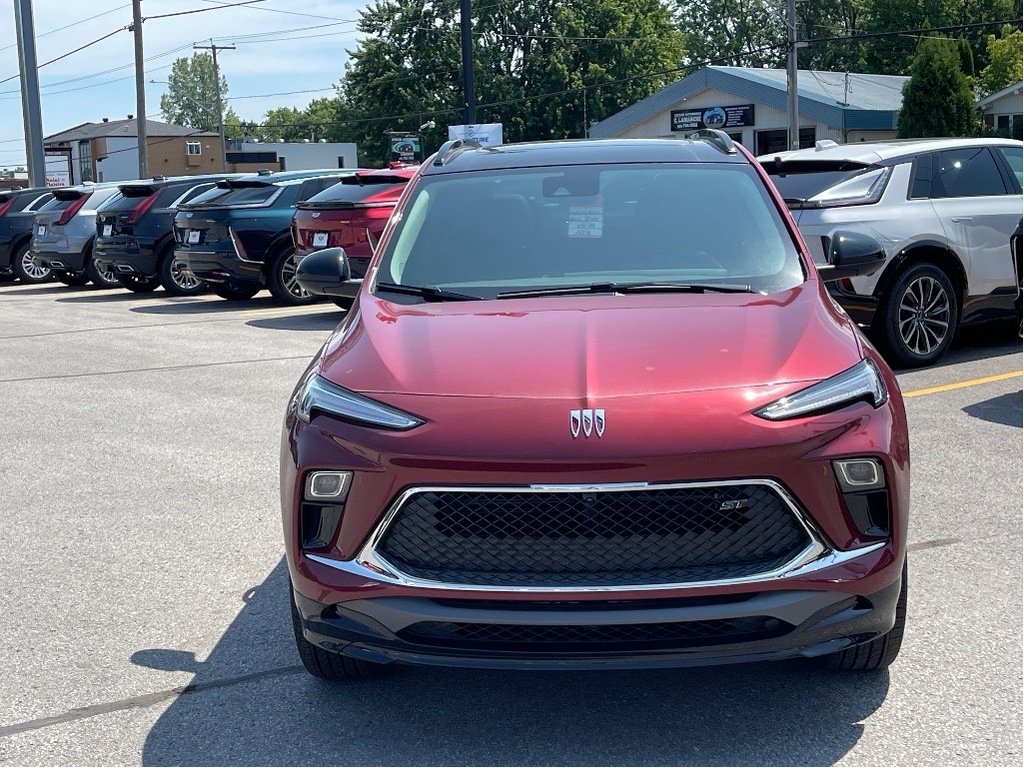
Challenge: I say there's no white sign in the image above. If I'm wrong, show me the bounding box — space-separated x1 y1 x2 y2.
448 123 503 146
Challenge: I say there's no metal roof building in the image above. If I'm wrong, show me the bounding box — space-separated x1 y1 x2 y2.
589 66 909 154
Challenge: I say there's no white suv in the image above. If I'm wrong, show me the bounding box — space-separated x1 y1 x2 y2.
760 138 1023 366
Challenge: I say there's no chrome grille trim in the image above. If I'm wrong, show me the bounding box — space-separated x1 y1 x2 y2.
304 479 885 593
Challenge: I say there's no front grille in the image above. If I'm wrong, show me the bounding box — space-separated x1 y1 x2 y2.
398 616 790 652
376 484 812 587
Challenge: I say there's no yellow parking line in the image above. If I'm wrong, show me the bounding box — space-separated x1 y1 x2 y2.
903 370 1022 399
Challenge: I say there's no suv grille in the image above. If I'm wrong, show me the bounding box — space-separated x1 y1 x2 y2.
399 616 790 652
375 485 811 587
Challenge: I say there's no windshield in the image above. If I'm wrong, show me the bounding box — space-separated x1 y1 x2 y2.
375 163 804 298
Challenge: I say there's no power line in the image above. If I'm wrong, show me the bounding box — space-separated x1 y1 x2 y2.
193 0 352 22
0 26 128 86
0 3 130 53
144 1 269 21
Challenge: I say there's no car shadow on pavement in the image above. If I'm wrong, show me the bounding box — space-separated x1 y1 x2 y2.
962 389 1023 428
129 297 269 315
135 559 890 766
56 291 167 304
245 311 344 332
0 283 96 296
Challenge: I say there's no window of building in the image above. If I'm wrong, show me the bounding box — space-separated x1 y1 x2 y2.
186 142 202 156
78 140 93 182
755 128 815 156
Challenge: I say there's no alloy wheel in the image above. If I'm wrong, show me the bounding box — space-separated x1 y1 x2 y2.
169 260 201 291
897 275 951 356
21 251 50 280
281 252 311 299
98 264 120 285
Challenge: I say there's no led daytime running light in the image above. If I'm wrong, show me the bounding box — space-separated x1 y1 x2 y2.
755 359 888 421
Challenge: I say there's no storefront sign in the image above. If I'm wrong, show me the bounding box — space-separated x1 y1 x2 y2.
671 104 755 132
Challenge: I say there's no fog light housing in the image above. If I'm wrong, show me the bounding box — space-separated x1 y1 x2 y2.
833 458 884 492
305 471 352 501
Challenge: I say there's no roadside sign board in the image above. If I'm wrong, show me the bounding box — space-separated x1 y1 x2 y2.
671 104 755 132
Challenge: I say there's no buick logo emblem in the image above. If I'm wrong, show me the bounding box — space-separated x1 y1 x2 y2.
311 212 321 218
570 409 605 438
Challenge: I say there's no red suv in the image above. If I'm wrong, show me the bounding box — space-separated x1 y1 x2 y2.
282 133 910 681
291 168 415 304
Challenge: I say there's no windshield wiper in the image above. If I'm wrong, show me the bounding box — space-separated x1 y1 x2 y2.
375 281 482 302
496 281 753 299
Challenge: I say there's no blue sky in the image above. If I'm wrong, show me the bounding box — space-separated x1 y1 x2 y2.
0 0 368 170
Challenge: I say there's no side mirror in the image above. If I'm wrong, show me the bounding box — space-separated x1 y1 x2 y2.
295 247 352 297
817 231 886 282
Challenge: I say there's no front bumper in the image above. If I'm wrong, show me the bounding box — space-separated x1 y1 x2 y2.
177 248 262 286
293 574 902 670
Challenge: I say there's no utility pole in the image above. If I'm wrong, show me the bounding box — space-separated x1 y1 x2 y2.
13 0 45 187
193 41 234 172
459 0 476 125
131 0 148 178
786 0 799 150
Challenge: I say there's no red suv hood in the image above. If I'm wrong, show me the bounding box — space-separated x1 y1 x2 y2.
319 280 860 400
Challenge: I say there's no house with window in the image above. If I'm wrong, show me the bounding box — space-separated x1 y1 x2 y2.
588 66 908 154
978 81 1023 140
43 118 221 184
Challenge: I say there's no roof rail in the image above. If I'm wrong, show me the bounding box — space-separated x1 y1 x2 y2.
433 137 484 166
687 129 737 155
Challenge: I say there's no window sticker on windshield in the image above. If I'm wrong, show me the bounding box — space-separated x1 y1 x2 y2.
568 206 603 238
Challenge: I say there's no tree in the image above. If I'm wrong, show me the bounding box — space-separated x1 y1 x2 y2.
897 37 980 137
673 0 782 68
335 0 685 165
159 53 240 133
979 25 1023 95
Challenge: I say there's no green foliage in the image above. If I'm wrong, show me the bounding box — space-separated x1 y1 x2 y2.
897 37 980 137
979 25 1023 94
673 0 782 68
333 0 685 166
159 54 239 133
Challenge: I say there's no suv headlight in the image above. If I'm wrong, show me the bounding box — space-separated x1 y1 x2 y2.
754 359 888 421
294 372 424 430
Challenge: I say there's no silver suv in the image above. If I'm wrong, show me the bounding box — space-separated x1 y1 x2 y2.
761 138 1023 366
31 183 123 288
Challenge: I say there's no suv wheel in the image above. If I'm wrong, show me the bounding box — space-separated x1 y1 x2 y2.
290 586 382 681
85 256 121 289
158 249 206 296
12 243 52 283
878 263 956 368
209 282 260 301
54 270 90 287
118 273 161 293
824 560 907 671
267 248 318 306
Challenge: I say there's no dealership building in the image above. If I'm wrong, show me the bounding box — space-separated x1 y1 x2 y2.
589 66 909 154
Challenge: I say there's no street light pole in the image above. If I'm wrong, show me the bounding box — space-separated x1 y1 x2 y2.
13 0 45 187
193 41 234 172
786 0 800 150
131 0 148 178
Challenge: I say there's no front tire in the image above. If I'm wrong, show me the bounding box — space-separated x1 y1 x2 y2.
209 282 260 301
824 560 907 671
12 243 52 283
290 588 381 681
85 255 121 288
158 249 206 296
267 247 319 306
878 263 957 368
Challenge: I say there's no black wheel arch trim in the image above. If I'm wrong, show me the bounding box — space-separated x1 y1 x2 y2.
873 239 966 316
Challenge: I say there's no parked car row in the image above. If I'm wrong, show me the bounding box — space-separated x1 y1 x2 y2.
1 137 1021 368
0 166 418 307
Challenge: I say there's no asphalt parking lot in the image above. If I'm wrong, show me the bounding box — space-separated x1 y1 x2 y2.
0 281 1020 766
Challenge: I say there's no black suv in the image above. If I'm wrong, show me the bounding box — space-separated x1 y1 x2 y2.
94 175 235 295
0 187 55 283
174 170 356 303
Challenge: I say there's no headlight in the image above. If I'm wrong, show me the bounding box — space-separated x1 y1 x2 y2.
295 372 424 430
754 359 888 421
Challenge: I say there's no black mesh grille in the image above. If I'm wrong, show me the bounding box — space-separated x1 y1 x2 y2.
399 616 790 652
376 485 811 587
